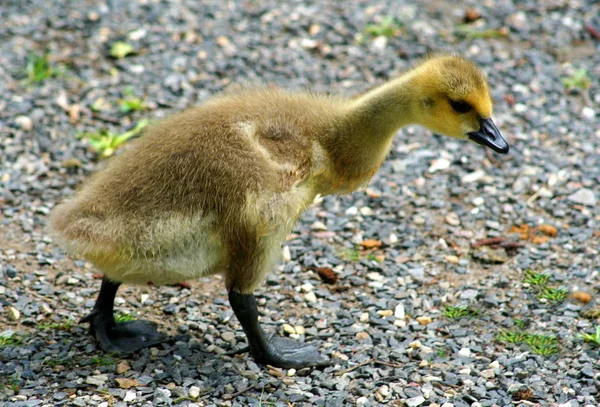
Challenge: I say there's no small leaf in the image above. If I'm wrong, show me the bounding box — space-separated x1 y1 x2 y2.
360 239 382 249
115 377 139 389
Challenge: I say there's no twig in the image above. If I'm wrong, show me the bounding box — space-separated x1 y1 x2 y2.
334 358 405 376
91 112 122 124
223 346 250 356
373 360 404 369
222 385 256 400
334 358 375 376
471 237 504 248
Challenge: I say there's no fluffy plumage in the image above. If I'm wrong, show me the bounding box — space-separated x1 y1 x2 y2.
51 55 500 293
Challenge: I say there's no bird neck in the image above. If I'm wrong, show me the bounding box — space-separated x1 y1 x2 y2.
317 71 421 194
348 72 419 139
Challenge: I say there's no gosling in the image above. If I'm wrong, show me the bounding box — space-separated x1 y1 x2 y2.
50 55 509 369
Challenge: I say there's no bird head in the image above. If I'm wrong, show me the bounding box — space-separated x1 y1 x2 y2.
410 55 509 154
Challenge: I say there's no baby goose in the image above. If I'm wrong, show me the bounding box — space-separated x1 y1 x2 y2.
50 55 508 369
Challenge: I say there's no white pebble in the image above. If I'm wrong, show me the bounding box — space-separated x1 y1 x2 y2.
472 197 485 206
582 106 595 121
7 307 20 321
345 206 358 216
394 303 405 319
15 115 33 131
359 206 373 216
282 324 296 335
489 360 500 369
445 212 460 226
461 169 485 184
356 396 369 405
371 35 387 51
458 348 472 357
378 384 390 397
408 340 422 349
359 312 369 322
300 283 314 292
281 246 291 262
311 221 327 231
480 369 495 379
428 158 451 173
123 391 136 402
367 272 384 281
406 396 425 407
305 292 317 303
386 233 398 244
188 386 201 398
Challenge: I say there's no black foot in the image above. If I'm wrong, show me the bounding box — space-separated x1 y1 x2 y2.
228 290 329 369
81 277 167 354
255 336 329 369
81 311 167 354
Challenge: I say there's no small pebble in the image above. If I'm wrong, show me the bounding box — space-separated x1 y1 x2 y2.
8 307 20 321
189 386 201 398
282 324 296 335
305 292 317 303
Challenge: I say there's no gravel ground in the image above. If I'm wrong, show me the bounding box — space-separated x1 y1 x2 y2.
1 1 600 406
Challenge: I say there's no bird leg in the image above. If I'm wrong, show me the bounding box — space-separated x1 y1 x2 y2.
228 290 329 369
80 277 167 354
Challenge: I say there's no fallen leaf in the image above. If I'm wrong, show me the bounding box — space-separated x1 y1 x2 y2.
317 268 338 284
360 239 382 249
115 378 139 389
116 361 130 374
464 8 481 23
531 235 551 244
69 104 81 124
538 224 558 237
571 291 592 304
512 387 534 401
509 224 531 240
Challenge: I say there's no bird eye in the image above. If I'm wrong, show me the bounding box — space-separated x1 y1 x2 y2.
450 100 472 113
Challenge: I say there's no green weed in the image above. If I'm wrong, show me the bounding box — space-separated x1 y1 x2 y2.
78 119 148 158
443 306 479 319
340 248 381 263
514 318 527 329
115 312 136 323
497 330 559 356
522 270 550 287
44 357 71 367
39 319 74 331
119 88 147 113
0 330 24 347
538 287 569 303
91 355 115 366
365 16 403 38
578 326 600 346
455 24 508 39
25 52 59 83
562 68 592 89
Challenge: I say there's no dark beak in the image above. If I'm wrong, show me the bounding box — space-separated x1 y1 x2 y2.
468 118 509 154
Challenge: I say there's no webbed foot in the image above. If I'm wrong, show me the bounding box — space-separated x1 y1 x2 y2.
81 311 167 354
81 277 167 354
254 335 329 369
228 290 329 369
